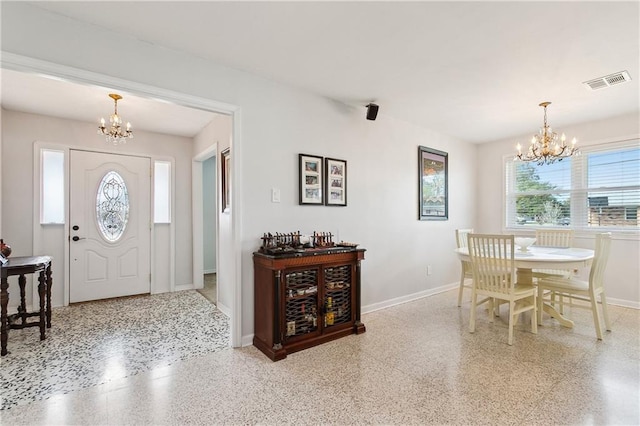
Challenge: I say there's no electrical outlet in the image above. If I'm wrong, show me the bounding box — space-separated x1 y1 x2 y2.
427 265 432 276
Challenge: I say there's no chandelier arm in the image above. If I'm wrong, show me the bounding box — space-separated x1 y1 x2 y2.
97 93 133 145
513 101 578 166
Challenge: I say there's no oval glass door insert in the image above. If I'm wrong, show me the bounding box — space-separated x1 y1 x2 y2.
96 171 129 242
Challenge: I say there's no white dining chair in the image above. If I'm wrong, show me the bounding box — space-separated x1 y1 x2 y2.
468 233 537 345
455 228 474 307
537 233 612 340
533 229 575 280
534 229 575 313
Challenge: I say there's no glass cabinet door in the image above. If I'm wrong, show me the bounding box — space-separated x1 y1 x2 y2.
323 265 352 327
284 269 319 339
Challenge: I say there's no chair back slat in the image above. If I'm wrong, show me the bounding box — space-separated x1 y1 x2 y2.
535 229 574 247
590 233 612 290
456 228 474 275
468 234 516 295
456 228 473 249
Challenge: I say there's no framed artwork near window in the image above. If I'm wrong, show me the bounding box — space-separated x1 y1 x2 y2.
419 146 448 220
299 154 324 205
221 148 231 212
325 157 347 206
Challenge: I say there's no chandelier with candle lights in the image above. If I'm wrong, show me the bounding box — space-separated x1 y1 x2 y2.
98 93 133 145
515 102 578 166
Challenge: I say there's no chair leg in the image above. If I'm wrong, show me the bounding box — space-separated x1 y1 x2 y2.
469 290 477 333
457 271 465 307
590 289 603 340
531 296 538 335
600 292 612 332
488 298 495 323
508 300 515 345
537 286 544 325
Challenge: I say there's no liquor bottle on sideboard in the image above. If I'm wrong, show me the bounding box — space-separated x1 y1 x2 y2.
325 297 335 326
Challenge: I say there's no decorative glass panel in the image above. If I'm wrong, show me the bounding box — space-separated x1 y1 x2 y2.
96 171 129 242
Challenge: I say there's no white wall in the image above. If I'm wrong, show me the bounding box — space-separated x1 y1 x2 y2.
0 3 488 342
202 157 217 273
0 109 194 309
193 114 233 315
476 112 640 306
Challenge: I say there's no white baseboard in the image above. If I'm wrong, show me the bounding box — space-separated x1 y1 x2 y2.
204 269 217 274
217 301 231 317
607 297 640 310
362 282 458 315
174 284 195 292
241 334 254 347
359 282 639 312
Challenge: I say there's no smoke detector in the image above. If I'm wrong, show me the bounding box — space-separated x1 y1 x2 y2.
583 71 631 90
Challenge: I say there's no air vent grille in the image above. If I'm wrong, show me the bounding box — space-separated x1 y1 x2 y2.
583 71 631 90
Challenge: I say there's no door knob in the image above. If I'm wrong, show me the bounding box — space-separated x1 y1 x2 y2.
72 225 79 231
72 236 86 242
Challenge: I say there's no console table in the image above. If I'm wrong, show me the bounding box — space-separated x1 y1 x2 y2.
1 256 53 356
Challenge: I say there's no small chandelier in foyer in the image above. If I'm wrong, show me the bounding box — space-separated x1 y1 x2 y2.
98 93 133 145
515 102 578 166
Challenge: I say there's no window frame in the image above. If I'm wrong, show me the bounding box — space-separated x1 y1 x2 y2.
504 138 640 236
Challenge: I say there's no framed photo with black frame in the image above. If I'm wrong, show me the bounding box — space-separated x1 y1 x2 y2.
325 157 347 206
299 154 324 205
418 146 448 220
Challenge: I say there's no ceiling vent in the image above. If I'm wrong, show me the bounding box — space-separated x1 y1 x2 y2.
583 71 631 90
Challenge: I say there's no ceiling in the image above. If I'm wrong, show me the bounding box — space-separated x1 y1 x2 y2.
2 1 638 142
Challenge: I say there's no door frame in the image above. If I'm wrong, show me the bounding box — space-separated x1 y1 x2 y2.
192 143 218 293
7 52 244 348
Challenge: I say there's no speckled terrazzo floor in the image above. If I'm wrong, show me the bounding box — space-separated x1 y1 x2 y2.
197 273 217 305
0 290 229 411
0 288 638 425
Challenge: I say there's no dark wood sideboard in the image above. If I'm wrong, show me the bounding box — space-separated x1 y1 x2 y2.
253 248 365 361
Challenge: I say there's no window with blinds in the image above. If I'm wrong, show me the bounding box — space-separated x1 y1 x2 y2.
505 140 639 230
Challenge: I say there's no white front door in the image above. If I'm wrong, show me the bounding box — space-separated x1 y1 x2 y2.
69 150 151 303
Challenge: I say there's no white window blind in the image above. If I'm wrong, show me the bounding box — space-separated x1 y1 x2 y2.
41 149 65 224
154 161 171 223
505 141 640 230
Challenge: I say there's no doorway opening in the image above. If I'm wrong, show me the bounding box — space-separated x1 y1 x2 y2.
198 154 218 306
8 53 243 347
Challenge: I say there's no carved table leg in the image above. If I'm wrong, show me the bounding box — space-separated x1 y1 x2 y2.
46 263 52 328
38 270 46 340
18 274 27 325
1 276 9 356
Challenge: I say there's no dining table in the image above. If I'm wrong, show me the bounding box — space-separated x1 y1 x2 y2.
454 245 594 328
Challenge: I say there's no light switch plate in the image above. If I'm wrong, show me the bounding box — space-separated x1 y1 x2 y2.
271 188 281 203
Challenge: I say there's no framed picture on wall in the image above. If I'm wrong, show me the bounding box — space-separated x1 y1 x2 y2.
324 157 347 206
299 154 324 205
418 146 448 220
221 148 231 212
